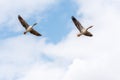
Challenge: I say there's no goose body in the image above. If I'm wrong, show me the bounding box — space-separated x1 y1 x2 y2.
18 15 42 36
71 16 93 37
24 26 32 34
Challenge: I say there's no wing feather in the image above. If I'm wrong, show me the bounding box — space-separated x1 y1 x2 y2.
71 16 84 32
18 15 29 29
30 29 42 36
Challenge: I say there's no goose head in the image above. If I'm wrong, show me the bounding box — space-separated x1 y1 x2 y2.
32 23 37 27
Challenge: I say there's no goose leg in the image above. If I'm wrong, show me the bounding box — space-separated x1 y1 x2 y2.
24 31 27 34
77 33 82 37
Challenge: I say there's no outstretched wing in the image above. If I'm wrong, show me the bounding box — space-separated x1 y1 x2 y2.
84 31 93 37
30 29 42 36
18 15 29 29
71 16 84 32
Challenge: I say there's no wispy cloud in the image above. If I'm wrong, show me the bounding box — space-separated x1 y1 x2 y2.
18 63 66 80
61 0 120 80
0 0 59 79
0 0 57 32
1 0 120 80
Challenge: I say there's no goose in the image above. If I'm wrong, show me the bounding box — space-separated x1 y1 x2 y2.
18 15 42 36
71 16 93 37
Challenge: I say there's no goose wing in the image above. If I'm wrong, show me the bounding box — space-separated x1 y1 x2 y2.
18 15 29 29
71 16 84 32
30 29 42 36
84 31 93 37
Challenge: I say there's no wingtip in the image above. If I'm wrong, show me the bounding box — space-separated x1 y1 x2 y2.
39 34 42 36
71 16 76 21
71 16 74 19
36 33 42 36
18 15 21 19
38 34 42 36
18 15 20 17
18 15 22 19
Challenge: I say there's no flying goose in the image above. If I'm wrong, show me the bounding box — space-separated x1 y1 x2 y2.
18 15 42 36
71 16 93 37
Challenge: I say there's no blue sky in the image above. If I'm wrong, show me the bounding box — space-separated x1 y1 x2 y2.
0 0 78 43
39 0 78 43
1 0 120 80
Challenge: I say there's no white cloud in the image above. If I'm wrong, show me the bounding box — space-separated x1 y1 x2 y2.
0 35 68 80
0 35 47 80
62 58 120 80
27 0 120 80
1 0 120 80
0 0 61 79
18 63 65 80
0 0 57 32
40 0 120 62
60 0 120 80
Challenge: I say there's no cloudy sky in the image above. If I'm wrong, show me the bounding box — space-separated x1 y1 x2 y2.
0 0 120 80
